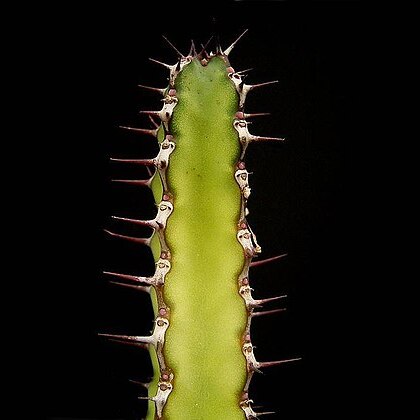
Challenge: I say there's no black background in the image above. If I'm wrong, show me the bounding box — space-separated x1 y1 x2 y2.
44 2 364 419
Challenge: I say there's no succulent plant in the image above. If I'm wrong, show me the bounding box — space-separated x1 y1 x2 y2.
102 31 300 419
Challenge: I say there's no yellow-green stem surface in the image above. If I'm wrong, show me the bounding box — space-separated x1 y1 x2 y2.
148 56 247 419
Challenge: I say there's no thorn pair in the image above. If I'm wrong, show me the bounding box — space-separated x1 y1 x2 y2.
111 136 176 192
239 284 287 311
104 258 171 289
243 341 302 374
104 270 153 287
139 96 178 130
111 200 172 233
149 56 188 86
234 120 284 143
233 119 285 160
228 69 279 108
99 316 169 349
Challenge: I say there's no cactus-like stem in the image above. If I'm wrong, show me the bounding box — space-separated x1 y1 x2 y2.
104 32 299 419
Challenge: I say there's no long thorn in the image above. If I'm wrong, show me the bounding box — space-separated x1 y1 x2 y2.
162 35 185 58
237 67 254 75
258 358 302 369
98 333 150 347
245 112 271 118
139 110 160 117
250 253 288 267
109 280 150 293
103 270 142 283
255 411 276 416
111 179 152 187
149 57 172 69
111 215 153 227
250 80 279 90
256 295 288 305
110 158 155 166
237 112 271 120
107 338 148 349
252 308 286 317
252 135 285 143
129 379 150 389
103 230 151 246
137 84 165 95
224 29 249 56
119 126 157 137
106 271 153 287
